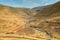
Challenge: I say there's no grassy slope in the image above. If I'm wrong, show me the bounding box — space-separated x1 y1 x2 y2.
29 1 60 39
34 2 60 19
0 4 53 40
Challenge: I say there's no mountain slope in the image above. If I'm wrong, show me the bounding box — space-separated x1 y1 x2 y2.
32 4 52 13
0 4 36 18
29 1 60 39
34 1 60 18
0 4 55 40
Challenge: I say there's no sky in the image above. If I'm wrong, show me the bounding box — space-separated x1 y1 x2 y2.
0 0 60 8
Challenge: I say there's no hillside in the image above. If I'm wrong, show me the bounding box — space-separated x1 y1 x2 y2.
28 1 60 39
32 5 52 13
34 1 60 18
0 1 60 40
0 4 55 40
0 4 36 18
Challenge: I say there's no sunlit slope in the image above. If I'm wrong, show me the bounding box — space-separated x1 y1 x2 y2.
0 4 56 40
34 1 60 18
28 1 60 39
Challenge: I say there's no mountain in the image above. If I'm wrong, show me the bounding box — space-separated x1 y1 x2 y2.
32 5 52 13
34 1 60 18
29 1 60 39
0 4 36 17
0 4 53 40
0 1 60 40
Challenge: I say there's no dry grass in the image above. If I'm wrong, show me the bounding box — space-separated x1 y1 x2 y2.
0 2 60 40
